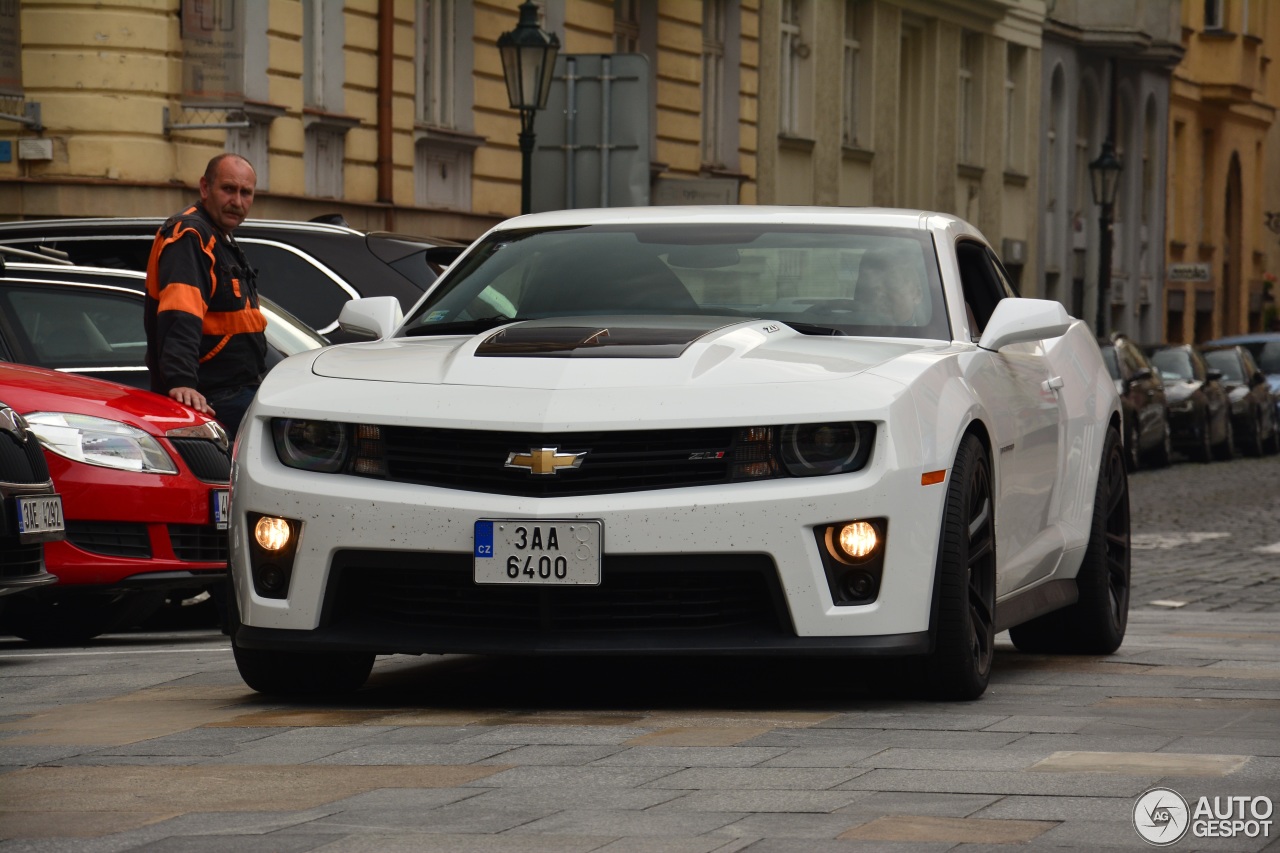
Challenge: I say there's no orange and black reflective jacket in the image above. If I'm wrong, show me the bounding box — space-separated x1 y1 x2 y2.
144 204 267 396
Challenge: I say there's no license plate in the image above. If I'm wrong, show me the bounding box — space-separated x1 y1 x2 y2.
212 489 230 530
16 494 65 543
474 519 602 586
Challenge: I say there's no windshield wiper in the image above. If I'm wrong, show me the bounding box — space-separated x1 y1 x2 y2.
402 316 531 337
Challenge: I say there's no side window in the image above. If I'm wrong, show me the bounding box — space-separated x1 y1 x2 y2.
0 237 152 270
3 286 146 367
955 240 1005 333
239 243 351 332
984 247 1020 297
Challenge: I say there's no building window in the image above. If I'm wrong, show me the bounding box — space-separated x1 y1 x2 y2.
780 0 811 137
615 0 640 53
302 0 344 112
958 31 982 164
305 127 344 199
842 0 870 148
227 119 271 190
1204 0 1224 30
702 0 726 166
420 0 455 128
1004 44 1027 172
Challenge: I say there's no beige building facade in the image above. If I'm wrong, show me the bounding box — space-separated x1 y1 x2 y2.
755 0 1046 291
1166 0 1280 342
0 1 759 243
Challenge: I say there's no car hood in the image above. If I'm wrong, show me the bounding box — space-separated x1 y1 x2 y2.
0 362 215 436
309 317 941 389
1162 380 1204 405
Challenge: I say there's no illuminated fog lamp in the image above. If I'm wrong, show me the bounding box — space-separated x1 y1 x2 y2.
254 516 292 552
836 521 879 561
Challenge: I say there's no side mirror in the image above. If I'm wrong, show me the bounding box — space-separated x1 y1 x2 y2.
1129 366 1153 384
1253 370 1268 387
338 296 404 341
976 298 1073 352
1206 367 1224 383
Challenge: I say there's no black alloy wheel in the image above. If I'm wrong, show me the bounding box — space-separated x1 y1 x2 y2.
1213 417 1235 461
1009 424 1130 654
922 432 996 700
1125 420 1140 472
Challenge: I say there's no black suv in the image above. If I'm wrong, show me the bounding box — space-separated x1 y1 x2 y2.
1143 343 1233 462
0 217 464 343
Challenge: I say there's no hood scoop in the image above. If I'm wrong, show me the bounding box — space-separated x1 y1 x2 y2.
475 317 739 358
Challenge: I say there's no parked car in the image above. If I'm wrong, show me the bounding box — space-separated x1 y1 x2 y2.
1143 343 1233 462
0 399 61 597
1098 334 1171 470
0 261 327 390
0 217 464 342
1201 344 1280 456
0 363 231 644
1205 332 1280 422
228 206 1128 701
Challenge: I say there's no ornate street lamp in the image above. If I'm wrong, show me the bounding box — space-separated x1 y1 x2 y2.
1089 139 1123 337
497 1 560 215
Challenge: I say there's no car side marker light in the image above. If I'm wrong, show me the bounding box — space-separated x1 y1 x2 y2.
921 469 947 486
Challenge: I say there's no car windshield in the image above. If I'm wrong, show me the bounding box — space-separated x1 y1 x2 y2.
1238 341 1280 374
1150 349 1196 381
1203 349 1244 383
399 224 951 340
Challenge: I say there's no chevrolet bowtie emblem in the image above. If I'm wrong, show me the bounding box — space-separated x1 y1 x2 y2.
505 446 587 475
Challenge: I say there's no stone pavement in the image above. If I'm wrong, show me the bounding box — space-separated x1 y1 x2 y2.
0 454 1276 852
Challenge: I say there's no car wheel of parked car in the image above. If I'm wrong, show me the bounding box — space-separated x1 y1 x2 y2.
1266 417 1280 455
232 640 375 695
1192 415 1213 463
1141 421 1172 469
921 432 995 701
1213 418 1235 461
2 591 165 645
1010 425 1129 655
1124 420 1140 472
1241 413 1265 457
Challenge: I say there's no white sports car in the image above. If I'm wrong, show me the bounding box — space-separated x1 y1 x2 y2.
229 207 1129 700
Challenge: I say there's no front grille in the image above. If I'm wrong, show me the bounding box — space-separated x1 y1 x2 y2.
169 524 228 562
66 521 151 558
0 541 43 579
169 439 231 483
0 430 48 483
327 551 788 635
381 426 737 497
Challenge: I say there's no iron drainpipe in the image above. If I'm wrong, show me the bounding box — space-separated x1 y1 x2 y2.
376 0 394 225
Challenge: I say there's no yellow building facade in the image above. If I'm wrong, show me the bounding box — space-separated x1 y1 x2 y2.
1166 0 1280 341
0 1 758 243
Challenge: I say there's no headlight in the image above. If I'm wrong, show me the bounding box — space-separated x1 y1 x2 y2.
166 420 229 452
272 419 350 472
780 423 872 476
24 412 178 474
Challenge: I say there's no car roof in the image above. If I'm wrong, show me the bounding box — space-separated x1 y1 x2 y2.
488 206 965 233
1206 333 1280 344
0 216 462 246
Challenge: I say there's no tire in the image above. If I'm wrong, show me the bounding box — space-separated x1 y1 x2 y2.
1140 420 1172 469
233 640 375 696
1267 413 1280 455
1192 415 1213 463
1 591 165 645
1242 412 1265 458
1213 416 1235 461
1009 425 1130 655
921 432 996 701
1125 420 1140 472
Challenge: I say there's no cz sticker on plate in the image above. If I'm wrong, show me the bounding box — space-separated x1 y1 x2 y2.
474 519 602 586
212 489 230 530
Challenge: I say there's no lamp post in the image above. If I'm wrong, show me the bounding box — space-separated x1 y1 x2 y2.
497 1 560 215
1089 139 1123 337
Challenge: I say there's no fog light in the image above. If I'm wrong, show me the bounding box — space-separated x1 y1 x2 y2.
836 521 878 561
256 564 287 593
254 516 292 551
842 571 875 600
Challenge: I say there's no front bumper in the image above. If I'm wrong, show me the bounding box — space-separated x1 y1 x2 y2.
231 420 950 657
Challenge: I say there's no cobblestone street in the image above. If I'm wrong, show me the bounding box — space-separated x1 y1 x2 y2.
1130 451 1280 613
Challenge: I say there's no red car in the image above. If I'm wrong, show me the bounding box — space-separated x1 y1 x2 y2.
0 362 230 644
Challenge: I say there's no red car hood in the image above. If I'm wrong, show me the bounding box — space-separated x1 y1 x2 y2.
0 362 214 435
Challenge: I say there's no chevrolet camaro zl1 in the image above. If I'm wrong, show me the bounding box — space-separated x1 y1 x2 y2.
228 207 1129 700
